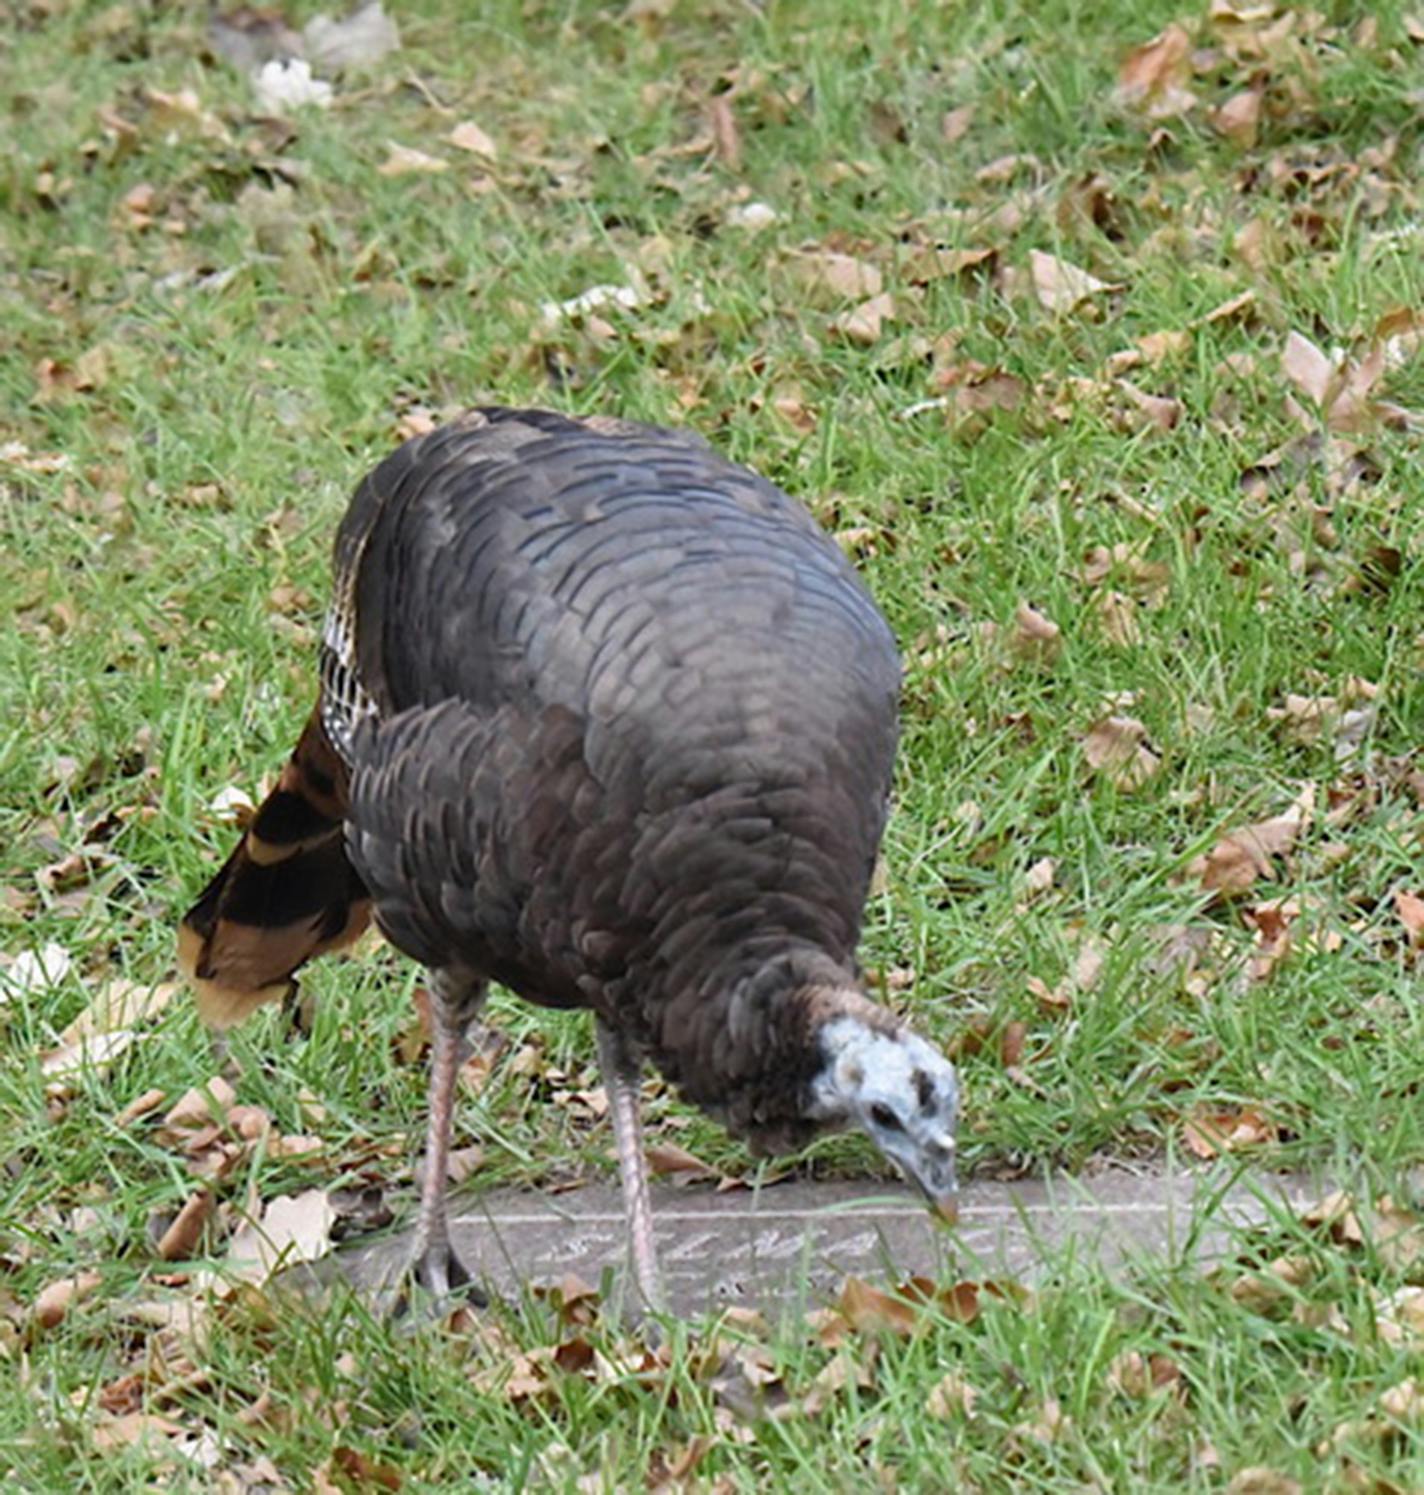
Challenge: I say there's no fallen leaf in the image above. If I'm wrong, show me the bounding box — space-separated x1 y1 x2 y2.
1023 857 1056 895
378 142 448 177
707 94 741 170
91 1412 187 1454
1082 715 1162 790
828 292 895 345
645 1142 718 1185
156 1077 238 1146
0 942 72 1000
1183 1104 1276 1158
32 1269 104 1330
786 249 883 301
1395 891 1424 947
1190 787 1314 897
1211 89 1262 146
59 978 178 1046
448 120 497 158
156 1191 215 1261
1029 250 1119 314
941 104 975 143
1012 1397 1071 1448
226 1189 336 1284
1244 900 1295 983
1108 1349 1183 1399
925 1370 978 1418
1281 330 1336 407
1010 602 1061 665
834 1276 919 1337
1225 1470 1302 1495
304 2 400 70
1116 24 1198 118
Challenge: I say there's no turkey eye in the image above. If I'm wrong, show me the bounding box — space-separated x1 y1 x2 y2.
870 1103 902 1132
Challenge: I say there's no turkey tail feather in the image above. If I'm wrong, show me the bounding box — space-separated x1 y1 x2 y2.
178 709 371 1030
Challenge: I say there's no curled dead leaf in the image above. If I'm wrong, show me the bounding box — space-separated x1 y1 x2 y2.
1029 249 1120 315
1188 786 1313 897
32 1269 104 1330
1010 602 1061 665
925 1370 978 1419
1116 25 1198 117
828 292 895 345
786 248 883 302
1082 715 1162 790
157 1191 215 1261
1211 89 1262 146
377 142 449 177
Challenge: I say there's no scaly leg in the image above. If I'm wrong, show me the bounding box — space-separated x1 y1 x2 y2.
405 968 488 1305
594 1016 664 1312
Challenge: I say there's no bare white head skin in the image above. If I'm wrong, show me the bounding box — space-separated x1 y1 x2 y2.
807 1012 959 1218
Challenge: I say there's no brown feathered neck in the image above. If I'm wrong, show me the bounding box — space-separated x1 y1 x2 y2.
646 944 906 1156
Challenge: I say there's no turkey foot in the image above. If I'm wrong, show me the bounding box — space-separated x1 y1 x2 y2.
381 969 490 1320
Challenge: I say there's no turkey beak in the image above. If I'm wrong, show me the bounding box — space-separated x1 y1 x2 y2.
910 1132 959 1225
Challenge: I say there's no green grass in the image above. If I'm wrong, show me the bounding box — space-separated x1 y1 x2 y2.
4 0 1424 1486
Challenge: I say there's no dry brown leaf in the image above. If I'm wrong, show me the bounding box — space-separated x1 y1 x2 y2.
1023 857 1057 895
1116 24 1198 117
60 978 177 1046
377 142 448 177
941 105 975 143
330 1446 403 1492
1211 89 1262 146
1395 890 1424 946
1029 249 1119 314
1012 1397 1071 1447
1082 715 1162 790
448 120 497 157
834 1276 920 1337
1010 602 1061 665
1096 590 1141 646
1190 786 1314 897
91 1412 188 1454
115 1087 167 1126
1116 380 1182 431
226 1188 335 1284
828 293 895 345
1108 1349 1183 1399
1183 1104 1276 1158
925 1370 978 1418
32 1269 104 1329
1244 900 1295 983
156 1077 238 1146
645 1141 718 1184
903 245 995 283
157 1190 215 1261
786 249 883 302
1225 1470 1303 1495
707 94 741 170
1281 330 1336 408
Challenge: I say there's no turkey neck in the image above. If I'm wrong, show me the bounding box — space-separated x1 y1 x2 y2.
629 934 891 1157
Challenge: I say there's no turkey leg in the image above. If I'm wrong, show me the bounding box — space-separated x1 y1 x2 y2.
594 1016 664 1312
406 968 488 1303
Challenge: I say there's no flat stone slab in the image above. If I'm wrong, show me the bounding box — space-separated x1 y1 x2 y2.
338 1167 1327 1318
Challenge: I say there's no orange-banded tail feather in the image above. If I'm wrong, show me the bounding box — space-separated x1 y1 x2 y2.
178 708 372 1030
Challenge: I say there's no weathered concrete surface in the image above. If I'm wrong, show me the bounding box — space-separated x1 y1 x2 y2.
337 1166 1327 1318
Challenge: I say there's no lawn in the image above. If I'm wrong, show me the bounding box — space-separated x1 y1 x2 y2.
3 0 1424 1487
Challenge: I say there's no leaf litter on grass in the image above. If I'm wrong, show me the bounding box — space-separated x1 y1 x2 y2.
6 0 1424 1486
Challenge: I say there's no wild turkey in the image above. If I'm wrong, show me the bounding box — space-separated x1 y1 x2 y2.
179 407 959 1309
